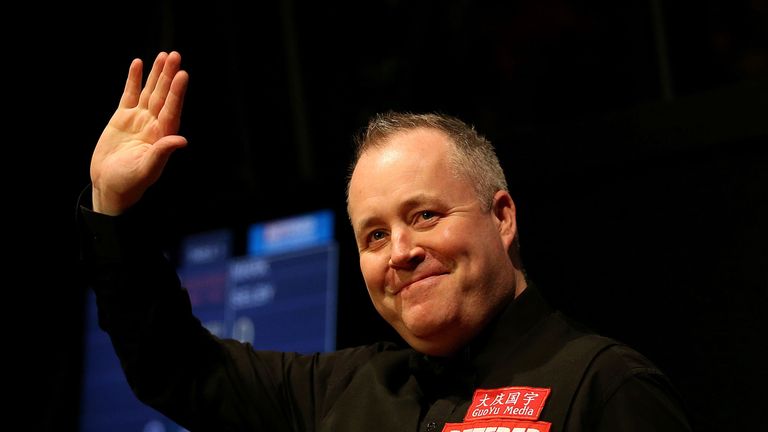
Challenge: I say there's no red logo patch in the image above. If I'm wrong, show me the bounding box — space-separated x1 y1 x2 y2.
442 419 552 432
465 386 551 421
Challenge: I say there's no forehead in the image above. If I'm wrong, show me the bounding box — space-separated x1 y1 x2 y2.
350 127 453 188
347 128 465 222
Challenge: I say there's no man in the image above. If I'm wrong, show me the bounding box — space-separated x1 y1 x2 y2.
80 51 691 431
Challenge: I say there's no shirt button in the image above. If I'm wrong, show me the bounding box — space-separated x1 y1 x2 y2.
426 421 437 432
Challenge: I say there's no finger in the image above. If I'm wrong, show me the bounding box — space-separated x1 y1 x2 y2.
148 51 182 116
138 52 168 109
118 58 143 108
158 69 189 135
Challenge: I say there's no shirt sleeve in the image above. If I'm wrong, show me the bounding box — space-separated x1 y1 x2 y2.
76 191 309 431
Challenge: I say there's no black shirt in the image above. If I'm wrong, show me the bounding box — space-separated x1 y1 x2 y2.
79 204 692 431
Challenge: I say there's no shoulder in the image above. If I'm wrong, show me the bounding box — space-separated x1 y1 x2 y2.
585 342 671 399
547 312 680 404
572 341 692 430
549 314 673 401
549 311 662 377
534 310 691 429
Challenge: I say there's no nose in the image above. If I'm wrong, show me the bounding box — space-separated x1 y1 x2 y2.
388 229 425 269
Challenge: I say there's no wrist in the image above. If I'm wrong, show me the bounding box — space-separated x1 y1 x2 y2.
92 187 127 216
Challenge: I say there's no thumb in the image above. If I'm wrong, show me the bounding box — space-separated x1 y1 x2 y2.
144 135 188 181
152 135 188 158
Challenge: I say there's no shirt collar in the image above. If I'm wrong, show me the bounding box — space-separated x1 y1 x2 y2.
468 283 553 372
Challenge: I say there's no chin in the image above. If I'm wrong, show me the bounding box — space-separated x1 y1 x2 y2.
401 312 451 338
406 333 466 357
399 319 466 355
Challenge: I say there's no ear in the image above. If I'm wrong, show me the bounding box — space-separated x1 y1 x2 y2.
491 190 517 252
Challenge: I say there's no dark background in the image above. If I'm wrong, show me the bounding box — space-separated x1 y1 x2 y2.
12 0 766 430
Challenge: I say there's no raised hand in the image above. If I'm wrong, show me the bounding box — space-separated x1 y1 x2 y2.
90 51 189 215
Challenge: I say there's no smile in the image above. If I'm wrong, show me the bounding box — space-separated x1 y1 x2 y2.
390 273 447 295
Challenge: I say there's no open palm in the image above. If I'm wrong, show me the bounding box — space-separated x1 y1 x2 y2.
91 51 189 215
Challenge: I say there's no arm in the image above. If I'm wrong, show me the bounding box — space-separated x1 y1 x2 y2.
78 205 304 430
80 53 300 430
90 51 188 215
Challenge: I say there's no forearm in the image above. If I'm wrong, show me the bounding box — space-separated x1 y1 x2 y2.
78 197 216 426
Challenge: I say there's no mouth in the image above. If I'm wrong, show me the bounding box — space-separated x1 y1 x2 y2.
389 272 448 295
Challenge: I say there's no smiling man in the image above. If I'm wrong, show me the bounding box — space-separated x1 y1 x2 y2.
348 123 524 357
79 52 692 431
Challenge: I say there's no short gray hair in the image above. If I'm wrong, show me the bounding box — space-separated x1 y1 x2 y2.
346 111 507 210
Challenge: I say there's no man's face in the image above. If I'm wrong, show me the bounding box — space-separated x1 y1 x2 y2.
347 128 518 355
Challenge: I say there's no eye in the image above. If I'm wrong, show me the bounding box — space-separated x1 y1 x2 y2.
413 210 439 228
368 230 387 243
419 210 435 220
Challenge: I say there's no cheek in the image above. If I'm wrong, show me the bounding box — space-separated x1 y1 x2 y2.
437 225 468 256
436 220 501 272
359 255 388 292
